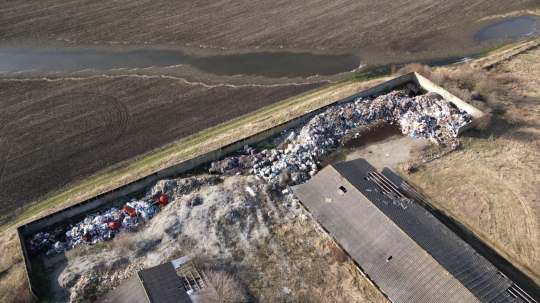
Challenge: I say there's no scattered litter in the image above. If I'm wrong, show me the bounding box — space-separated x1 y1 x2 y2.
246 187 256 197
27 196 166 256
208 90 471 187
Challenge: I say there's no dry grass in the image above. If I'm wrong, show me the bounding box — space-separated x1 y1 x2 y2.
203 270 247 303
504 106 522 126
238 218 387 303
401 46 540 286
109 232 135 255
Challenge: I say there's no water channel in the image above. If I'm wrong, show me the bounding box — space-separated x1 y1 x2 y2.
0 49 360 77
0 16 538 78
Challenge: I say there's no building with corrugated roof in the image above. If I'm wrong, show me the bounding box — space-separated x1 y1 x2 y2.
94 254 210 303
294 158 536 303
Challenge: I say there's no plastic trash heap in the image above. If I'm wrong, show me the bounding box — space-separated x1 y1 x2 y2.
210 90 471 184
27 195 169 256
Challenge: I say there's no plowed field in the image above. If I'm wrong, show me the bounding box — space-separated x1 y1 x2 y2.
0 76 323 222
1 0 538 63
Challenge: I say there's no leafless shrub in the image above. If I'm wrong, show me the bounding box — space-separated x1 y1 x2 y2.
450 66 501 102
444 84 473 103
428 72 448 86
331 247 346 263
495 73 516 84
475 78 498 101
202 270 247 303
396 64 431 78
505 107 521 126
487 99 505 114
471 100 487 112
475 114 492 131
451 65 484 90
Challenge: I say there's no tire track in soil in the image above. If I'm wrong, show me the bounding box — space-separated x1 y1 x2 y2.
472 161 537 263
0 92 129 193
501 181 538 261
0 105 35 184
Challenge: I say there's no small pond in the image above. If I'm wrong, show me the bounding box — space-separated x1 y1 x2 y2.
343 121 402 149
474 15 540 42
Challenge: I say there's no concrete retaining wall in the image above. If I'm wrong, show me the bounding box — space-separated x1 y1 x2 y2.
17 71 481 298
17 72 420 237
412 72 486 134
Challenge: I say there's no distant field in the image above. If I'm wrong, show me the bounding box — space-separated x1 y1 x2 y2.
1 0 538 63
0 76 323 223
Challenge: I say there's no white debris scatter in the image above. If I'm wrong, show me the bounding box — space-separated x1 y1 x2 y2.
68 262 143 303
27 176 223 256
210 90 471 184
48 175 303 302
26 89 471 302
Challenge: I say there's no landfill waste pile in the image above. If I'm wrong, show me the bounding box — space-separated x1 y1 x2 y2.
27 176 223 257
49 174 380 303
209 90 472 184
59 175 296 302
68 262 143 303
27 197 167 256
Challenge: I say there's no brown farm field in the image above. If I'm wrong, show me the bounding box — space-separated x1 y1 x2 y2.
1 0 539 64
0 76 323 224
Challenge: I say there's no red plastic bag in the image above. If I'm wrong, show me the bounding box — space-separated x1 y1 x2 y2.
83 235 92 242
108 221 120 230
123 206 137 217
159 195 169 204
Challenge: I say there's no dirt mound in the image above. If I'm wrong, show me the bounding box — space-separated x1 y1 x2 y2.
54 175 385 302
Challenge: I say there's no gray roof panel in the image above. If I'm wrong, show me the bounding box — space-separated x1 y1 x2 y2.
295 165 479 303
331 159 524 303
138 262 193 303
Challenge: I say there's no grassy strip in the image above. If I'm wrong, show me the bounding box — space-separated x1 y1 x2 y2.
2 79 373 231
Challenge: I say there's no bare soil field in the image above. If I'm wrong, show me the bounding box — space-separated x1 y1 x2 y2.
1 0 538 64
0 76 323 224
401 46 540 286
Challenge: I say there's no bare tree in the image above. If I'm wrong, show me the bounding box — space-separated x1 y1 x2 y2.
202 270 247 303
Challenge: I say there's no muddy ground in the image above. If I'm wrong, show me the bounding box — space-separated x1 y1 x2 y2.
326 135 431 171
0 76 323 224
1 0 538 65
